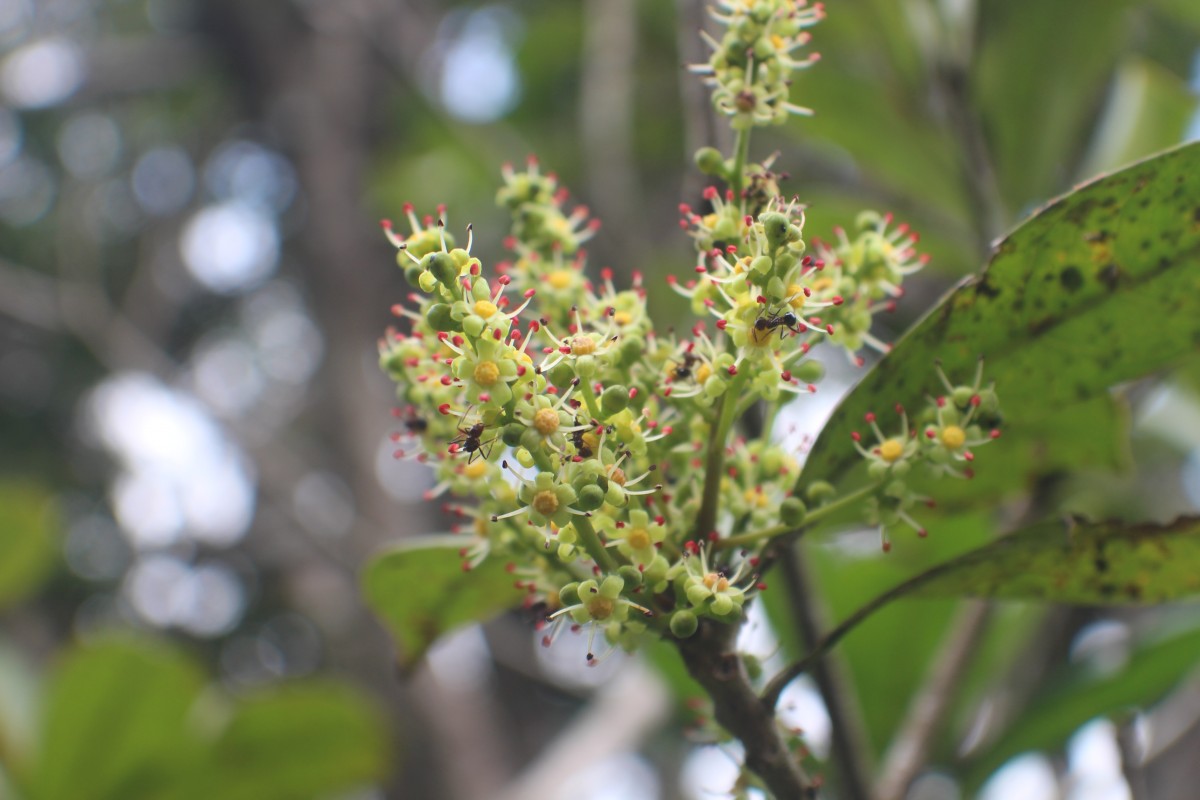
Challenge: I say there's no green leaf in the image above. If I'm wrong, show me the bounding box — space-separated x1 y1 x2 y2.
962 622 1200 789
362 537 528 670
1079 57 1199 179
772 514 995 757
974 0 1134 208
802 141 1200 498
33 639 205 800
912 516 1200 604
202 683 389 800
0 482 58 611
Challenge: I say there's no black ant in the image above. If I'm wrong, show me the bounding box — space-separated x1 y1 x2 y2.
570 420 595 458
754 309 802 339
401 409 428 435
671 351 702 381
449 417 495 463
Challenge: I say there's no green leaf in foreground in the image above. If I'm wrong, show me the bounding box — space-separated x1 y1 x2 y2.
0 482 58 611
34 639 205 800
801 141 1200 499
363 537 528 670
203 683 388 800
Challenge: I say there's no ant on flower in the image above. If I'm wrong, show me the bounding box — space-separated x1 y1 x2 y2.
447 407 495 464
754 308 803 340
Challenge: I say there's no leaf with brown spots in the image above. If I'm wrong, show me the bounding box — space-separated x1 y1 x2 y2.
802 141 1200 498
362 537 528 671
907 516 1200 603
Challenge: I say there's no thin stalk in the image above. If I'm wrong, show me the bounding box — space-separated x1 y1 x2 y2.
572 514 618 573
576 376 604 421
716 482 879 551
761 552 969 710
694 369 749 539
730 126 752 197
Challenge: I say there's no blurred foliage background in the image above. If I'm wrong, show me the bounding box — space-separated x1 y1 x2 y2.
0 0 1199 798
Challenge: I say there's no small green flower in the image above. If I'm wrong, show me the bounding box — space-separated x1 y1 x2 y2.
450 336 524 408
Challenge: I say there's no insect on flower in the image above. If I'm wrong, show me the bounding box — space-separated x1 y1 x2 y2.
753 308 803 340
448 411 495 464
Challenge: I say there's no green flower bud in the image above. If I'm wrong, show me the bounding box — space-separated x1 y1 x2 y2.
751 255 773 275
710 593 735 617
694 147 726 177
712 216 739 242
418 270 438 293
686 583 712 607
760 212 791 250
520 428 545 452
547 361 576 389
424 252 459 289
743 653 763 681
601 385 629 417
559 582 581 606
780 497 807 526
462 314 485 339
806 480 836 504
618 565 644 587
501 423 526 448
670 610 699 638
616 339 644 369
576 484 606 511
515 447 535 469
426 303 460 332
575 354 597 379
403 263 424 287
793 359 824 383
643 555 669 586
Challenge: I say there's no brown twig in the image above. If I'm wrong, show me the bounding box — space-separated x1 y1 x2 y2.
676 620 820 799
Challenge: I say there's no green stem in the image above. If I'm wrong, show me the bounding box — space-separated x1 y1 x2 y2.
730 126 752 198
715 482 880 551
530 446 556 473
694 370 750 539
573 513 618 573
577 376 604 421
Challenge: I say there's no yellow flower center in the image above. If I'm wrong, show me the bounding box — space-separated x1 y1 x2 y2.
608 466 627 486
613 310 633 326
626 527 651 550
472 300 498 319
532 490 559 516
473 360 500 386
548 269 574 289
463 460 489 479
581 432 599 452
771 34 786 50
533 407 560 435
695 363 712 384
743 488 769 508
786 283 806 310
570 335 597 355
879 438 905 463
703 573 731 592
585 596 615 620
941 425 966 450
812 277 834 292
702 212 719 229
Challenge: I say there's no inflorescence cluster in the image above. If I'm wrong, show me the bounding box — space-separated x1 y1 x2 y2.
378 0 1000 663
